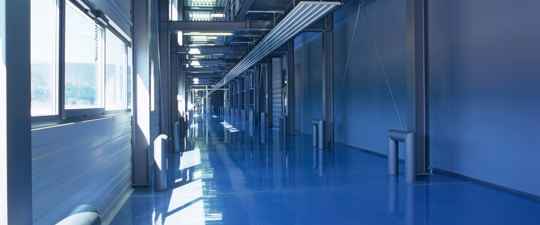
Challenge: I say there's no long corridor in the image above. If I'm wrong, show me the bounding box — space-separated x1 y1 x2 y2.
111 115 540 225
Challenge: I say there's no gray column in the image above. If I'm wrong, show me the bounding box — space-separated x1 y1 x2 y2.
171 48 179 120
265 62 273 127
132 0 152 186
322 15 334 148
406 0 428 175
244 74 249 119
253 65 260 123
286 40 295 134
159 0 171 149
2 0 32 223
178 61 186 118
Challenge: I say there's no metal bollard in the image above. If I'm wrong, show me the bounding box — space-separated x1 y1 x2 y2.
312 120 324 149
387 130 416 182
260 112 266 128
154 134 168 191
174 122 181 153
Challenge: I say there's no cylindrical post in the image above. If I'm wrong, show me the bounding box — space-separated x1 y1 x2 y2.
312 120 317 147
261 112 266 128
317 120 324 149
405 133 416 182
388 137 398 175
173 122 181 153
154 134 168 191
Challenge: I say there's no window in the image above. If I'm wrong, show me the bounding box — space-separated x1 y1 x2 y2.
127 47 133 109
31 0 59 116
30 0 132 124
105 30 127 110
64 2 104 109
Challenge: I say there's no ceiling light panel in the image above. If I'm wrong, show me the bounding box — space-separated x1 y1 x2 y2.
208 1 342 94
189 11 212 21
187 0 216 7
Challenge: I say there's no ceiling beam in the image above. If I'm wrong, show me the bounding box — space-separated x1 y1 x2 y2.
237 0 256 21
163 21 274 32
175 45 288 54
175 45 249 54
180 59 239 64
185 67 229 73
207 1 342 95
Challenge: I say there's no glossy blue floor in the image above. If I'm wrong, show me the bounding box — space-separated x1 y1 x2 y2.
111 115 540 225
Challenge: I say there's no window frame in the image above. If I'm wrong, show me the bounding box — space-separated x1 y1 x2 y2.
31 0 132 128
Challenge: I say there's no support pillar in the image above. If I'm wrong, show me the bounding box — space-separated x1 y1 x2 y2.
1 0 33 223
286 40 295 134
253 65 260 123
159 0 171 149
406 0 428 175
264 62 273 127
322 15 334 148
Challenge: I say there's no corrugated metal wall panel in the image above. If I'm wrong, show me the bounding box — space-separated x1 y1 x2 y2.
272 58 282 129
31 115 132 225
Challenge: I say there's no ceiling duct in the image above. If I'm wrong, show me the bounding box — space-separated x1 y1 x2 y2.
207 1 342 95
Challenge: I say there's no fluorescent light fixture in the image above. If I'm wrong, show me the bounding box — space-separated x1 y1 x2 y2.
189 43 216 47
184 32 233 36
211 13 225 18
207 1 342 95
189 48 201 54
188 0 216 7
193 78 200 84
191 61 201 66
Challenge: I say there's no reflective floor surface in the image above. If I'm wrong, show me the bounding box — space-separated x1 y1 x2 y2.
111 115 540 225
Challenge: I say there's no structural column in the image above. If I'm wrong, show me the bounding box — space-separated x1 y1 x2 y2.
159 0 172 148
1 0 32 223
264 61 273 127
286 40 295 134
406 0 428 175
253 65 260 123
133 0 157 187
322 15 334 148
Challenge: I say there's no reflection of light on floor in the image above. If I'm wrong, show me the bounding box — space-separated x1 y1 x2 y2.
165 199 206 225
220 121 240 133
192 170 202 180
167 179 203 214
211 115 218 118
205 212 223 222
180 148 201 170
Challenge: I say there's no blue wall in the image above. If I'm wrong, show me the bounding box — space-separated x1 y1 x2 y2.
294 32 324 134
32 116 133 225
294 0 540 197
333 0 407 155
428 0 540 197
295 0 407 155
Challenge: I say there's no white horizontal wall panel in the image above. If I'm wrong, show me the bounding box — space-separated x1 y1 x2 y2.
32 115 132 225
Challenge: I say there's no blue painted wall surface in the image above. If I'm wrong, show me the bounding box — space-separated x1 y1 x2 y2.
428 0 540 197
32 116 133 225
332 0 407 154
294 32 323 134
294 0 407 155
